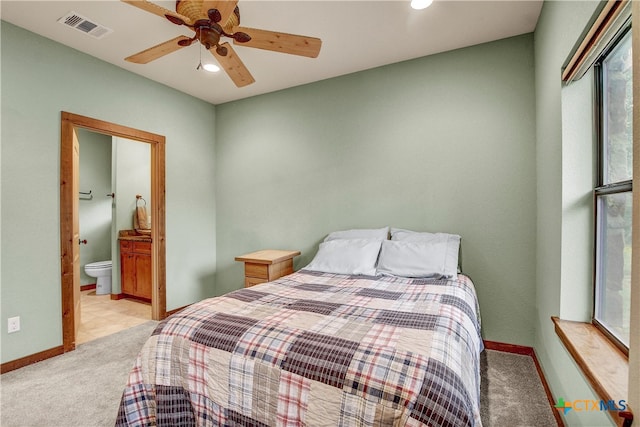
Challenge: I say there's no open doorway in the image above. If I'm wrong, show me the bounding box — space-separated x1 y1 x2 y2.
60 112 166 353
76 130 153 344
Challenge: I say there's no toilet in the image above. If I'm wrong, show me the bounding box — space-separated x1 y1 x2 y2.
84 261 112 295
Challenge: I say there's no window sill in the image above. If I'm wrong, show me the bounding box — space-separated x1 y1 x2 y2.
552 316 633 426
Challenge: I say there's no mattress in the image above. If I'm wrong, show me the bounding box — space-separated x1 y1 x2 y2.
116 270 483 426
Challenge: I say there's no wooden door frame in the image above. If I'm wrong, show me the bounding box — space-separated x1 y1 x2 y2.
60 112 166 353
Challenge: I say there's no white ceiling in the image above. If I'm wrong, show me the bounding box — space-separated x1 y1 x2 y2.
1 1 543 105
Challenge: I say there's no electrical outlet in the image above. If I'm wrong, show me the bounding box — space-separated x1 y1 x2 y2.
8 316 20 334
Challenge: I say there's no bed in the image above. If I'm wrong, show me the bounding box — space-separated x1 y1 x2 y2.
116 228 483 427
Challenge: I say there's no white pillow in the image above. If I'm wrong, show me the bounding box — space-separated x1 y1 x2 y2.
390 228 457 243
305 239 382 276
324 227 389 242
377 238 460 278
390 228 462 273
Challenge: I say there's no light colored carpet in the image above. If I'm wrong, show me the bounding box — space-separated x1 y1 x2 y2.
481 350 557 427
1 321 158 427
1 323 557 427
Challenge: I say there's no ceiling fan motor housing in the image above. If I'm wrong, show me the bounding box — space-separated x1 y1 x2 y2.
175 0 243 54
194 20 221 50
176 0 238 32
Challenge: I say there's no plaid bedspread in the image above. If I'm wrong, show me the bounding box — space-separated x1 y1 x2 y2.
116 271 483 427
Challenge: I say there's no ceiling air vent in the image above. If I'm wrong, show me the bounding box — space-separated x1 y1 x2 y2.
57 12 113 39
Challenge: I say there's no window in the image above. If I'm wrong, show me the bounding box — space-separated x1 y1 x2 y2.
594 27 633 351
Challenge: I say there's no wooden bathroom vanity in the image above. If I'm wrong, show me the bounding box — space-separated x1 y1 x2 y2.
118 230 152 301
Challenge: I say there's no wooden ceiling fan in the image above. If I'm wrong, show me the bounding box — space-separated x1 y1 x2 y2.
122 0 322 87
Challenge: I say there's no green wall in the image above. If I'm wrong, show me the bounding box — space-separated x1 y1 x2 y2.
534 1 613 426
78 129 112 286
0 22 217 363
215 34 537 346
112 136 153 295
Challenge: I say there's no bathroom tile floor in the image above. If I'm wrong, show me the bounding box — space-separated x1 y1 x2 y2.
77 290 151 345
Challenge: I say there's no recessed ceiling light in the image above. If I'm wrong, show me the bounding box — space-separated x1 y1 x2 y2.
411 0 433 10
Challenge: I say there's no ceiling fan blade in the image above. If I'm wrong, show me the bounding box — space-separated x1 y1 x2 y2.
121 0 193 26
211 42 255 87
201 1 238 26
125 36 191 64
232 27 321 58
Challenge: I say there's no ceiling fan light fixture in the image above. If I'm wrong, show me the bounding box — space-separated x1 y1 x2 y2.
196 58 220 73
203 62 221 73
411 0 433 10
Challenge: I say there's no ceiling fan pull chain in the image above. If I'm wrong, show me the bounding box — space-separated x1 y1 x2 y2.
196 30 203 70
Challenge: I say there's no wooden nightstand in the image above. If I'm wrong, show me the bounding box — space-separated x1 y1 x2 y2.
235 249 301 288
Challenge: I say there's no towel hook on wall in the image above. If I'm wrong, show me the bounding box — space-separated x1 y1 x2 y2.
79 190 93 200
136 194 147 206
